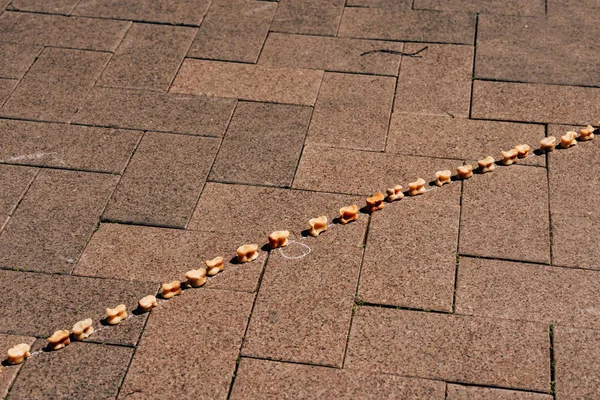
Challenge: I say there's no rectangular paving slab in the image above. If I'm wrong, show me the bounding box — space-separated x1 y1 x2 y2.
102 132 218 228
230 358 446 399
0 334 36 399
347 0 412 7
119 288 253 399
0 164 37 216
0 169 117 274
346 307 551 392
270 0 345 36
0 42 42 79
414 0 545 16
446 384 553 399
10 0 81 14
243 218 367 367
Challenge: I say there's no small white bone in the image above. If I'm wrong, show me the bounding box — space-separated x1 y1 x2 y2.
514 144 531 158
106 304 127 325
338 205 358 225
268 231 289 249
580 125 595 141
237 245 259 263
47 329 70 350
478 156 496 173
456 165 473 179
540 137 557 152
7 343 31 365
72 318 94 341
408 178 426 196
185 269 207 287
560 131 577 148
366 192 385 213
434 170 451 187
501 149 518 165
205 256 225 275
138 295 158 312
308 216 328 237
385 185 404 202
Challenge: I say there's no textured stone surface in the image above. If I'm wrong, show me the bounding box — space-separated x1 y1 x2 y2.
0 119 140 173
271 0 345 36
307 72 395 151
0 334 36 399
10 0 81 14
119 289 253 399
188 0 276 63
0 169 116 274
73 87 235 136
459 165 550 263
347 0 412 8
0 164 37 216
346 308 551 392
0 42 42 79
171 59 324 106
446 384 553 399
414 0 545 16
0 78 16 106
103 132 218 228
395 44 473 118
360 184 460 311
231 358 446 399
210 101 311 187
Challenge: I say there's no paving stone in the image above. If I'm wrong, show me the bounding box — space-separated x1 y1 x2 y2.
189 182 362 237
471 81 600 125
387 114 546 166
230 358 446 399
447 384 553 399
73 87 235 136
7 341 132 400
209 101 311 187
258 33 404 76
74 223 266 293
338 7 476 44
306 72 395 151
547 0 600 16
0 78 16 106
456 257 600 330
243 219 367 367
346 0 412 8
0 42 42 79
10 0 80 14
103 132 218 228
119 289 253 399
360 184 460 312
395 43 473 118
548 127 600 270
0 270 157 345
0 119 140 173
346 308 551 392
0 48 110 123
293 144 462 195
98 24 196 92
0 334 36 399
0 12 130 51
414 0 545 16
171 59 324 106
74 0 211 25
270 0 345 36
188 0 276 63
554 326 600 400
476 15 600 87
0 169 117 274
0 164 37 216
459 165 550 263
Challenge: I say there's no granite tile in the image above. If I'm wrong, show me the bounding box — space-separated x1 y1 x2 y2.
119 289 253 399
258 33 404 76
293 145 462 195
10 0 80 14
554 326 600 400
360 184 460 312
0 42 42 79
7 341 132 400
459 165 551 263
1 48 110 123
0 334 36 399
74 223 266 293
0 119 140 173
395 43 473 118
347 0 412 8
414 0 545 16
0 78 16 106
0 164 37 216
471 80 600 125
171 59 324 106
0 270 157 345
346 308 551 392
243 219 367 367
210 101 311 187
0 12 130 51
447 384 553 399
74 0 211 25
0 169 117 274
338 7 476 44
188 0 276 63
270 0 345 36
73 87 235 136
231 358 446 399
98 23 196 92
306 72 395 151
103 132 218 228
456 257 600 330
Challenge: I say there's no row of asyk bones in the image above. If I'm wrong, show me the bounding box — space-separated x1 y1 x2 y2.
3 123 598 366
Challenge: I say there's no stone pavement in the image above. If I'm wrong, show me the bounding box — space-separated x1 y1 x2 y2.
0 0 599 399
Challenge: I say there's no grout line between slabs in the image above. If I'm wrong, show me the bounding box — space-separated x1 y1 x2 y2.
544 124 554 265
468 13 478 119
452 178 465 313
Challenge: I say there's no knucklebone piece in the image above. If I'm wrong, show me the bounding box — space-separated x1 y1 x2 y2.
205 256 225 275
338 205 358 225
514 144 531 158
161 281 182 299
434 170 451 187
540 137 557 152
7 343 31 365
308 216 328 237
269 231 290 249
185 268 208 287
560 131 578 148
408 178 426 196
138 295 158 312
72 318 94 341
366 192 385 213
106 304 127 325
580 125 595 141
456 165 473 179
47 330 70 351
237 245 259 263
478 156 496 173
501 149 518 165
386 185 404 202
